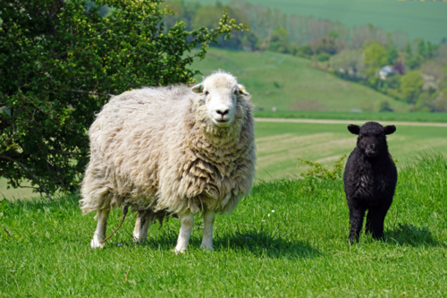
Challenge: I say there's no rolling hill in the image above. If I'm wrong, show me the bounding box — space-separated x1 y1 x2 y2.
191 48 410 112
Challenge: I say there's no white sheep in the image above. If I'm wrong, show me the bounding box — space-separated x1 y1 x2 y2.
80 70 256 253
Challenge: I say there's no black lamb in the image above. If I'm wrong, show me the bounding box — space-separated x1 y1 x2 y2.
343 122 397 243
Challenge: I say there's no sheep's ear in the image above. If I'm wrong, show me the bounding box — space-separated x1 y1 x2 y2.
191 84 203 94
237 84 250 96
348 124 360 135
384 125 396 135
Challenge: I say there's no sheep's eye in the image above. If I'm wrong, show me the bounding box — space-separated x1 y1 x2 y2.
204 91 209 95
234 90 238 95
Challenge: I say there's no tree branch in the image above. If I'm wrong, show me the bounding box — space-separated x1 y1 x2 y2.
0 154 53 201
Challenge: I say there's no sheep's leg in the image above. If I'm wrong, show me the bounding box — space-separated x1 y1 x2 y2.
133 210 152 243
174 213 194 254
91 209 110 249
200 209 215 251
348 207 365 244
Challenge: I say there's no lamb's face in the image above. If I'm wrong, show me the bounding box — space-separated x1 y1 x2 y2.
192 72 249 128
348 122 396 158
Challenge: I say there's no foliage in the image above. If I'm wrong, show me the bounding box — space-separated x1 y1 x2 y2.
293 45 313 59
400 71 424 104
316 53 331 62
296 154 346 181
379 101 393 112
1 153 446 296
310 36 338 55
328 49 364 78
0 0 247 197
363 42 388 84
268 27 289 53
386 46 398 65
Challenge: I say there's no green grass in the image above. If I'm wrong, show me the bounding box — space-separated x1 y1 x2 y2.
2 119 446 199
189 0 447 43
254 110 447 123
255 121 447 180
192 49 410 113
1 153 446 296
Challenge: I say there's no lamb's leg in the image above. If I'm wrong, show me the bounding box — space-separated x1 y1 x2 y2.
91 209 110 249
133 210 152 243
365 210 373 235
200 209 215 251
174 213 194 254
348 206 366 244
368 205 391 240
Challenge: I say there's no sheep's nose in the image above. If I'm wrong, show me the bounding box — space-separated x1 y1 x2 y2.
216 109 229 116
367 144 376 150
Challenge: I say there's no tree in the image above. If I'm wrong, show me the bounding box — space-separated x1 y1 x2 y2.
363 41 387 86
310 36 337 55
0 0 246 198
386 46 398 64
269 27 289 53
400 71 423 104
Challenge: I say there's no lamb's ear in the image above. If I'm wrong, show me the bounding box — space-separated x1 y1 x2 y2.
191 83 203 94
237 84 250 96
384 125 396 135
347 124 360 135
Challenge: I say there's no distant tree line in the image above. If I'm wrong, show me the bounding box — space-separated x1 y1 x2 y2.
165 0 447 112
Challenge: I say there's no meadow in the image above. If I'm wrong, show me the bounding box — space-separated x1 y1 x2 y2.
2 118 446 199
188 0 447 43
1 153 446 296
191 49 410 113
254 120 447 180
254 110 447 123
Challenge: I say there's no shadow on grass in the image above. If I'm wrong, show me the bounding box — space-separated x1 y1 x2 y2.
385 223 445 247
127 227 322 259
212 230 322 259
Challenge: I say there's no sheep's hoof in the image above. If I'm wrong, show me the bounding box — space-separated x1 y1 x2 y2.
174 246 188 254
91 237 105 249
133 236 147 243
200 244 213 251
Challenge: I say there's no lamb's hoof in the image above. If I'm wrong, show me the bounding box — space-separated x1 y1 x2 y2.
91 237 105 249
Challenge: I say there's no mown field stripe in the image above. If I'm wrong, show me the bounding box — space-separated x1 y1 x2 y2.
255 117 447 127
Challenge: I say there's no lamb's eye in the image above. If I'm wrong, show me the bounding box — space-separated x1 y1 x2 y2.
204 91 209 95
234 90 238 95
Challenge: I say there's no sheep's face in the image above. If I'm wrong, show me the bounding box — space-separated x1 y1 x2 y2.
192 72 249 128
348 122 396 158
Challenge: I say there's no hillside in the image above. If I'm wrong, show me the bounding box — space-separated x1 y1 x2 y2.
189 0 447 43
192 48 410 112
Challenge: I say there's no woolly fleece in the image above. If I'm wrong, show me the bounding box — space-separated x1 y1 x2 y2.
80 71 256 217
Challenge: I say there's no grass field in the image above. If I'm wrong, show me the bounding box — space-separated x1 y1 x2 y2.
1 153 446 296
192 49 410 113
188 0 447 43
254 120 447 180
2 118 446 199
254 110 447 123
